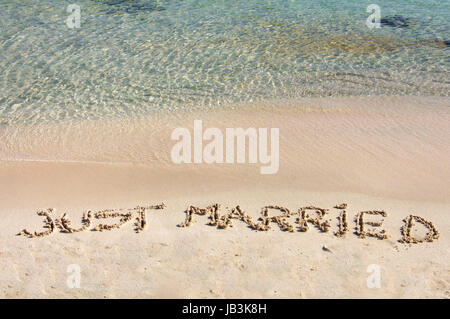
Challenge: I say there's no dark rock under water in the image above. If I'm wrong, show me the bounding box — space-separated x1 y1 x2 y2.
380 15 412 28
94 0 165 14
380 15 449 48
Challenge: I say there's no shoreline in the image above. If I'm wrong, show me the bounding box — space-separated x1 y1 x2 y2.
1 96 449 202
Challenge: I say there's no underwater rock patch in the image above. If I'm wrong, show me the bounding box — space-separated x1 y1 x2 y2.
95 0 165 14
380 15 413 28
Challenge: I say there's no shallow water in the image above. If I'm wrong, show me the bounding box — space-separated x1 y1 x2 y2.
0 0 449 125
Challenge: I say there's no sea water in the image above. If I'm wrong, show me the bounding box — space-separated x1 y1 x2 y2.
0 0 449 125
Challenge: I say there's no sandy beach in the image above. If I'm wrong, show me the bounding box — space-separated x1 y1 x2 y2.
0 96 448 298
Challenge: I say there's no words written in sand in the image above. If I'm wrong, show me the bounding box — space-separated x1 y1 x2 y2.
17 203 440 244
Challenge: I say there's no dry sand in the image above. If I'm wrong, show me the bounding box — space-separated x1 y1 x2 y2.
0 96 449 298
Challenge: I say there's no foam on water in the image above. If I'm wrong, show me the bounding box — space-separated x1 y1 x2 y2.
0 0 449 125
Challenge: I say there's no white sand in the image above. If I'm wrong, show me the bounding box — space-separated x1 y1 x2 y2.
0 96 449 298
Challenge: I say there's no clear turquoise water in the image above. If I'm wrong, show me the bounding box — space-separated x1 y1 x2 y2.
0 0 449 125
